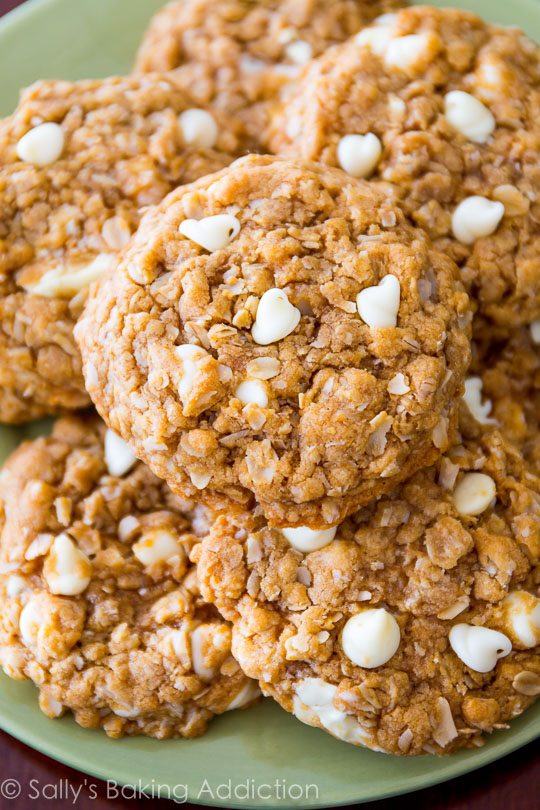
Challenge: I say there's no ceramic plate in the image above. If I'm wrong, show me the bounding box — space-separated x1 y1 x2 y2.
0 0 538 806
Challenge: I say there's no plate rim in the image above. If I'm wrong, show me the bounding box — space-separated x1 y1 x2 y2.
0 0 55 33
0 0 539 806
1 682 539 809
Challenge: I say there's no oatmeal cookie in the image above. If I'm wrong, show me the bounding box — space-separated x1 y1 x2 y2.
464 325 540 474
0 74 243 424
76 155 471 528
270 6 540 333
134 0 403 149
195 425 540 754
0 416 258 738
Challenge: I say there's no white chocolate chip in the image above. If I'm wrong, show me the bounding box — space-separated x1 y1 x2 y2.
293 678 380 748
22 254 114 298
133 529 180 566
384 33 433 73
285 40 312 65
374 12 397 26
337 133 382 178
226 679 261 710
433 697 458 748
453 472 496 516
19 596 45 647
104 429 137 477
462 377 496 425
246 356 280 380
452 196 505 245
179 214 240 252
178 108 218 148
530 320 540 345
341 608 400 668
281 525 337 553
355 25 394 56
357 274 400 328
449 623 511 672
444 91 495 144
252 288 301 345
190 624 218 681
43 533 92 596
175 344 208 402
16 122 64 166
387 372 410 395
501 591 540 649
235 380 268 408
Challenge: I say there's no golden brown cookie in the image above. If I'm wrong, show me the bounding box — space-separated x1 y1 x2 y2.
76 154 471 528
464 325 540 474
134 0 403 149
270 6 540 334
0 74 244 423
0 416 259 738
195 425 540 754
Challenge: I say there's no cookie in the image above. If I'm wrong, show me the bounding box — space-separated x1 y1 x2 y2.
0 416 259 738
76 154 471 528
134 0 403 149
0 74 243 423
195 425 540 754
270 6 540 334
465 325 540 474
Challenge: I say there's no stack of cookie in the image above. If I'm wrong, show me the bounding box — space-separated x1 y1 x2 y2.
0 1 539 755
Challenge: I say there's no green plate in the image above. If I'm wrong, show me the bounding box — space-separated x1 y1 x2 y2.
0 0 539 806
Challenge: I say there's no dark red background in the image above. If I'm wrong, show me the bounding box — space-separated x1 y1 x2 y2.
0 0 538 807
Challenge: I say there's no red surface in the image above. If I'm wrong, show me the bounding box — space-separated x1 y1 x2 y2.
0 0 538 807
0 727 538 810
0 0 19 13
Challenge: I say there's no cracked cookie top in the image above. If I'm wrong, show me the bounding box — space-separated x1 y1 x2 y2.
270 6 540 334
0 416 258 739
195 425 540 754
77 155 471 528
